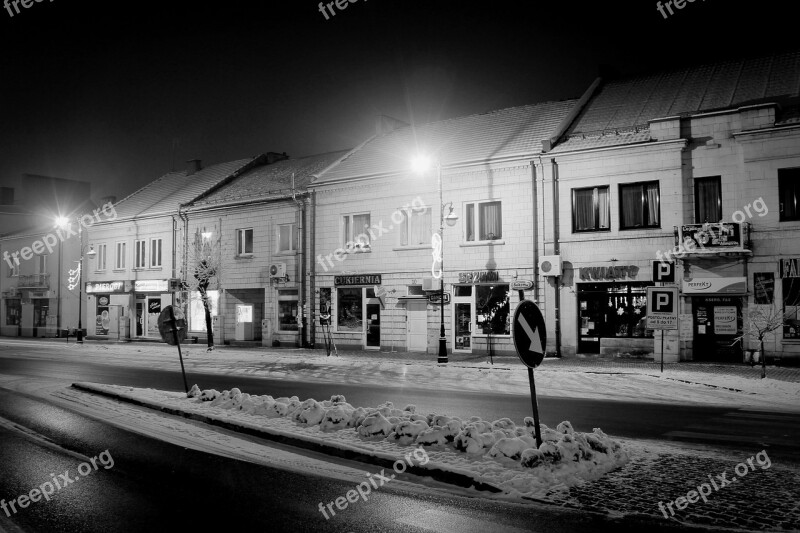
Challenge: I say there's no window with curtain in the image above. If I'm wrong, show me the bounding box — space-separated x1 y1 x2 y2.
236 228 253 255
134 240 147 268
342 213 371 249
400 208 431 246
572 186 610 232
465 201 502 241
619 181 660 229
779 168 800 221
695 176 722 223
150 238 162 267
278 223 296 252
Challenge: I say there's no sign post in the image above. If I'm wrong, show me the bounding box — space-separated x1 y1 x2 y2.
512 299 547 447
158 305 189 393
646 286 679 373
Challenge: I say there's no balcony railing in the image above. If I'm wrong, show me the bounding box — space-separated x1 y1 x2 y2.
17 274 50 289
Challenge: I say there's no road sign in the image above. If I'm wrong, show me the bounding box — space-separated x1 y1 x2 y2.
512 300 547 368
510 279 533 291
652 260 676 283
158 305 187 345
646 286 678 330
427 292 451 304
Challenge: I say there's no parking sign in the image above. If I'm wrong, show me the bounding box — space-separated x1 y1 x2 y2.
646 286 678 330
652 260 676 283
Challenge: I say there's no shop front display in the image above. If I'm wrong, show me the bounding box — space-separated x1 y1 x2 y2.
577 282 653 354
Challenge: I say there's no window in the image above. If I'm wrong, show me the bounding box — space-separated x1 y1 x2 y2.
134 240 146 269
337 287 363 332
189 290 219 332
278 223 296 252
36 254 47 274
236 228 253 255
465 200 502 241
5 299 20 325
115 242 126 269
342 213 371 250
572 186 610 232
695 176 722 223
475 285 510 335
784 277 800 339
278 290 299 331
8 261 19 277
400 207 431 246
619 181 660 229
150 239 162 267
779 168 800 221
754 273 775 305
96 244 107 271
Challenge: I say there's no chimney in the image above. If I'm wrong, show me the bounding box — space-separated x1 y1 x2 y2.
186 159 202 176
376 115 409 136
266 152 290 164
100 195 116 206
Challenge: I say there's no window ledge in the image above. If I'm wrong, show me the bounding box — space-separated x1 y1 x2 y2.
275 250 297 256
459 240 505 247
112 269 126 273
344 248 371 254
235 254 254 259
392 245 431 251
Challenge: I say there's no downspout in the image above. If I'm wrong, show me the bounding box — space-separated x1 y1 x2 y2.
292 173 307 347
530 161 539 302
171 215 178 302
551 158 562 358
309 190 317 348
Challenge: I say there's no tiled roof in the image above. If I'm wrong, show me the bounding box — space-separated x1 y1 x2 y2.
111 158 257 220
550 131 653 154
555 50 800 152
314 99 577 183
192 151 349 207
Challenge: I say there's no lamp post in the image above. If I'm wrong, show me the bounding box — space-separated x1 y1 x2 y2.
58 216 95 343
412 156 459 363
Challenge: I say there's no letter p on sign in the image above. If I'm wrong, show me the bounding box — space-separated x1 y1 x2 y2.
654 291 674 312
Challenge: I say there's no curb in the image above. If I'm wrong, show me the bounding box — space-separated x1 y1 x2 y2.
70 382 503 494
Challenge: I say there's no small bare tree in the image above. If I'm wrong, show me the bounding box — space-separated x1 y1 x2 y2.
184 228 221 351
734 305 785 378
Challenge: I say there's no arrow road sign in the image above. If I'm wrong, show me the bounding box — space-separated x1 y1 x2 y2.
513 300 547 368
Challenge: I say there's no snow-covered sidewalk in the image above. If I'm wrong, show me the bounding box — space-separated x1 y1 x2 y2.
2 339 798 410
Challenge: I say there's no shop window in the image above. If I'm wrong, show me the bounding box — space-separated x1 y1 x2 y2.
779 168 800 221
783 277 800 339
134 240 147 269
572 186 610 232
400 208 431 246
475 285 510 335
619 181 660 229
5 299 20 325
319 287 332 323
465 201 502 241
695 176 722 223
189 290 218 331
115 242 126 269
33 299 48 327
342 213 371 250
278 290 299 331
579 283 654 341
454 285 472 297
150 238 162 267
95 244 107 271
236 228 254 255
754 273 775 305
278 223 296 252
336 287 363 332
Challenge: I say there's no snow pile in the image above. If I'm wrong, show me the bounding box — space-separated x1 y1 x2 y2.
191 385 628 485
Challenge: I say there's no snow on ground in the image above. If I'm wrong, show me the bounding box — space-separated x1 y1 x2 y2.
2 339 798 410
74 381 629 499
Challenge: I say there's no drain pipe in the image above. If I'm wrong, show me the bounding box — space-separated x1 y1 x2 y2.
309 190 317 348
530 160 539 301
551 158 562 358
291 173 308 347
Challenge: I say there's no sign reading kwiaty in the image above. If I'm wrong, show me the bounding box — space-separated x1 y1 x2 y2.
579 265 638 281
86 281 125 294
334 274 381 286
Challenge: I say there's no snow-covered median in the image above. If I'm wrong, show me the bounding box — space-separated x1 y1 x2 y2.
74 382 629 499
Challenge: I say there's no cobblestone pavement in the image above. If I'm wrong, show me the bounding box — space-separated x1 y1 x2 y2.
538 441 800 532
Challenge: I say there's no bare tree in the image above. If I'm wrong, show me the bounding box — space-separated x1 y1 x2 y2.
183 228 221 351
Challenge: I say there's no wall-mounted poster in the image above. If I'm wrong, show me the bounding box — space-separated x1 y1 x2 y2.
754 273 775 304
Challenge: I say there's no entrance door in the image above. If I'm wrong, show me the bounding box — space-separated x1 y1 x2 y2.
406 300 427 351
147 297 162 337
365 301 380 349
135 302 144 337
577 295 604 354
693 297 743 362
453 297 473 353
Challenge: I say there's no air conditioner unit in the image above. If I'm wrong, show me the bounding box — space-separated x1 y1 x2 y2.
269 263 287 279
422 278 438 291
539 255 562 277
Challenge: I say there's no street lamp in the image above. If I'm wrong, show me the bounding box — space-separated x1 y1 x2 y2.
412 155 459 363
58 216 95 343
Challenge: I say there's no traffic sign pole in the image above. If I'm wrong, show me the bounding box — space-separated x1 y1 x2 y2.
168 306 189 393
513 294 545 448
527 367 543 447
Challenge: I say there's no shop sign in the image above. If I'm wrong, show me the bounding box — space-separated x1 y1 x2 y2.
510 280 534 290
579 265 638 281
85 281 125 294
680 223 742 248
428 293 451 304
713 306 738 335
681 277 747 294
458 270 499 283
134 279 169 292
334 274 381 286
679 314 693 340
780 258 800 278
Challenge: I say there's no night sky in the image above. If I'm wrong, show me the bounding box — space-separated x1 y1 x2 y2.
0 0 793 203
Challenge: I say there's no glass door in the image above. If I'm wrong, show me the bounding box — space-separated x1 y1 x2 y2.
453 287 473 353
135 302 144 337
365 288 380 349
